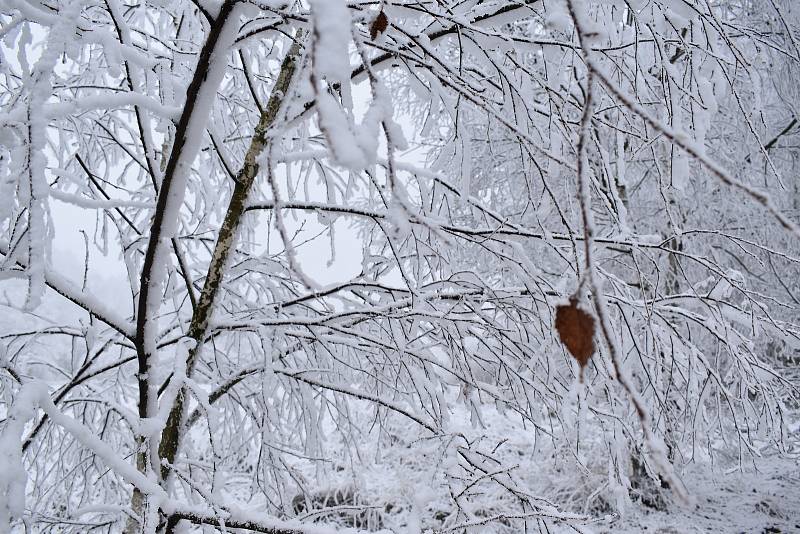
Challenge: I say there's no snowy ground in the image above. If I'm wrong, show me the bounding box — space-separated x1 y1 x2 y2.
590 455 800 533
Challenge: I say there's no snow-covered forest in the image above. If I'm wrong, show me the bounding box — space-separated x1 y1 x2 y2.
1 0 799 532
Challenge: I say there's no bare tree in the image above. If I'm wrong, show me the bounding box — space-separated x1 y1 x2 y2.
1 0 799 532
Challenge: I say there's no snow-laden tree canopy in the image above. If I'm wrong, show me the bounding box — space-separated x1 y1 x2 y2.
1 0 799 532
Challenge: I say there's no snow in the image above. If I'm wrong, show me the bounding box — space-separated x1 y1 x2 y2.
309 0 354 105
39 391 170 503
585 55 800 238
3 0 800 532
316 90 367 170
0 382 46 531
583 457 800 533
0 239 135 338
49 187 154 210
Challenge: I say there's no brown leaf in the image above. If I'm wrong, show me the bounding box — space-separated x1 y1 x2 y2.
555 298 596 374
370 11 388 40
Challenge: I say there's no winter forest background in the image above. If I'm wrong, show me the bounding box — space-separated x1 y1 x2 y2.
1 0 800 532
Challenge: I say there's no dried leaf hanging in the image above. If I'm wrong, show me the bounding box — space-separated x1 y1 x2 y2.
555 297 596 380
370 11 388 40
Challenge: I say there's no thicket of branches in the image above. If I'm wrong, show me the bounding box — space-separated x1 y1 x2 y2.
1 0 799 532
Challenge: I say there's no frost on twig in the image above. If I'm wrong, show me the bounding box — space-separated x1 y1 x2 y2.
2 0 799 531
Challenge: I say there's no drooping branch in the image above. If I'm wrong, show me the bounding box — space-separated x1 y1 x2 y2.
0 241 135 339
